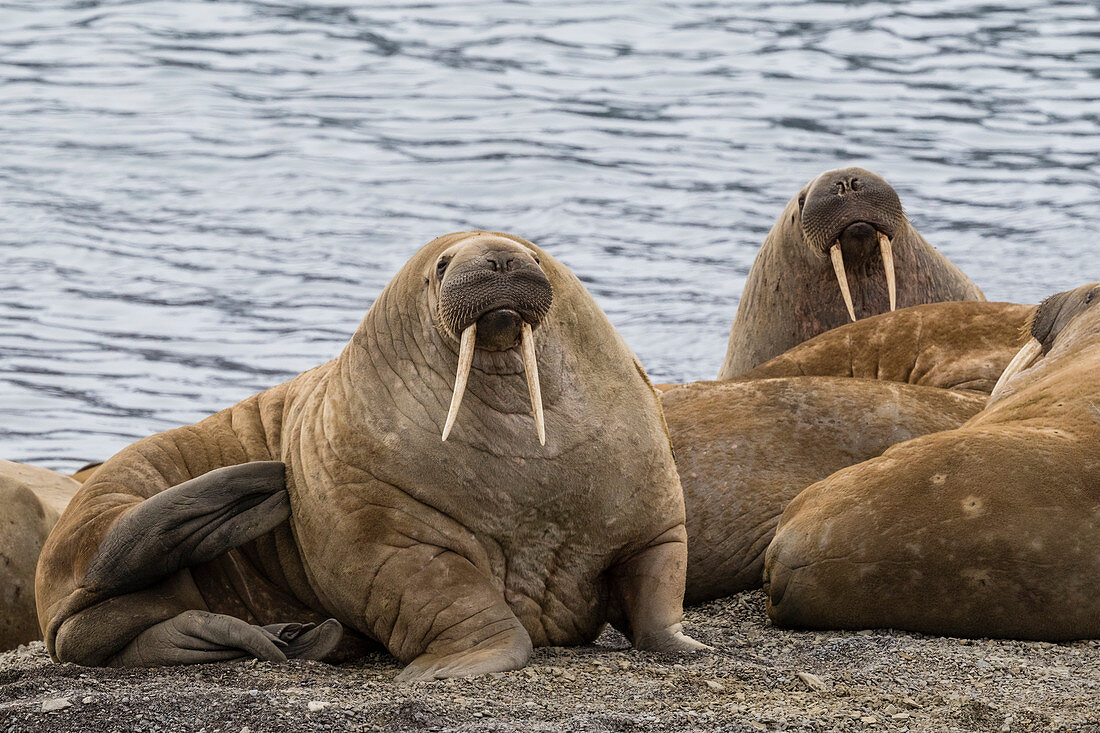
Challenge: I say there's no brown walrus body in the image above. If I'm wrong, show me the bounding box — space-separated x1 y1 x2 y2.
764 283 1100 640
37 232 703 679
719 168 985 378
0 460 80 650
740 301 1032 393
662 379 986 605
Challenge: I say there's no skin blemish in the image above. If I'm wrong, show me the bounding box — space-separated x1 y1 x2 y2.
930 474 946 485
961 495 984 517
961 568 992 589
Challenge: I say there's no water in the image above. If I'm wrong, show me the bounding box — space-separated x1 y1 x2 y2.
2 0 1098 471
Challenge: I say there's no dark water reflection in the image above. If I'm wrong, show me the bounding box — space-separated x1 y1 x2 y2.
2 1 1099 469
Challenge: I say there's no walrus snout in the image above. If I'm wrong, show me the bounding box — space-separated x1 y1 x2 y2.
436 239 553 446
801 168 903 253
801 168 903 323
437 251 553 340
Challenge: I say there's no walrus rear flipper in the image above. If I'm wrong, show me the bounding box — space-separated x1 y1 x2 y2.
82 461 291 599
106 613 343 667
48 461 348 666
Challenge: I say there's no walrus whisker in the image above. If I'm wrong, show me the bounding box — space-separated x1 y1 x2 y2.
829 243 857 322
520 321 546 446
878 232 896 312
990 337 1043 401
442 323 477 441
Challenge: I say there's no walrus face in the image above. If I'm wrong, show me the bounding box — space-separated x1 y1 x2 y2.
798 167 905 322
990 282 1100 399
430 234 554 445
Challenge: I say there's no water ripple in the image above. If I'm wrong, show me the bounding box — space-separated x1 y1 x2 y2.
2 0 1099 470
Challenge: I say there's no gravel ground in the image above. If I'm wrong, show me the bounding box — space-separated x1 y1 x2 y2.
1 591 1097 733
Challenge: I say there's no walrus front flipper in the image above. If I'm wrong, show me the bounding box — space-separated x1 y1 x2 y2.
82 462 290 598
106 612 344 667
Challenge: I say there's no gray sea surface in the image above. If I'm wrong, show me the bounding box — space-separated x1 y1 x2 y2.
2 0 1099 470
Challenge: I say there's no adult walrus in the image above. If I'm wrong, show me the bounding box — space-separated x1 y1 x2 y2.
661 379 986 604
740 301 1032 393
764 282 1100 640
719 167 985 378
0 460 80 650
36 231 704 679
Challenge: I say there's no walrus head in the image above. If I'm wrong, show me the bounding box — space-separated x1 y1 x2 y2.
990 282 1100 399
798 167 905 322
430 234 555 444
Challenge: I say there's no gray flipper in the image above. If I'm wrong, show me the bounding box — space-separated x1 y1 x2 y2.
83 461 290 597
107 611 344 667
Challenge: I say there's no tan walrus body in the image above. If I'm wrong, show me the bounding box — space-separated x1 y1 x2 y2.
719 168 985 378
662 379 986 604
0 460 80 650
740 302 1032 393
764 283 1100 640
37 232 703 678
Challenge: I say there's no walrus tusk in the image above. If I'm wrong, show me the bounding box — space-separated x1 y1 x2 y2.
989 337 1044 401
442 323 477 441
829 243 857 322
878 232 896 312
520 321 546 446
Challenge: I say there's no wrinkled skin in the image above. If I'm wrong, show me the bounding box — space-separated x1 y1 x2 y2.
37 231 702 679
0 460 80 650
719 167 985 378
663 379 985 604
764 282 1100 641
740 302 1032 393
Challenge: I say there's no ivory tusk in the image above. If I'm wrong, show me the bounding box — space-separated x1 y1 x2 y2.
989 337 1044 402
441 323 477 441
878 232 896 312
520 321 546 446
830 243 857 322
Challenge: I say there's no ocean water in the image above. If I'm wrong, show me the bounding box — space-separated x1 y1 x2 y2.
2 0 1098 470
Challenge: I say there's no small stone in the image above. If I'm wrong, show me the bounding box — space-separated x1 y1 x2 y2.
861 716 877 724
616 659 631 670
705 680 725 692
82 697 93 704
892 713 910 720
307 701 329 712
523 668 539 679
797 672 828 692
241 728 251 733
41 698 72 712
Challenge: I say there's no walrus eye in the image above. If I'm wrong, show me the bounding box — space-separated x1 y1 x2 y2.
1086 290 1095 305
797 193 806 211
532 254 541 265
436 257 451 279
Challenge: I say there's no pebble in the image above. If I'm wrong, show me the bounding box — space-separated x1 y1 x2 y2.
705 680 725 692
82 697 93 704
797 672 828 692
307 701 329 712
41 698 72 712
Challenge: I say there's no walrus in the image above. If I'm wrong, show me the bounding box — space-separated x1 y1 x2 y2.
740 301 1032 393
0 460 80 650
661 379 986 605
36 231 704 679
718 167 985 378
763 282 1100 640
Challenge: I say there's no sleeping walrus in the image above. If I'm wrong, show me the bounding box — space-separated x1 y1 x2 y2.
36 231 704 679
0 460 80 650
660 379 986 604
719 167 985 377
764 282 1100 640
740 301 1032 393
